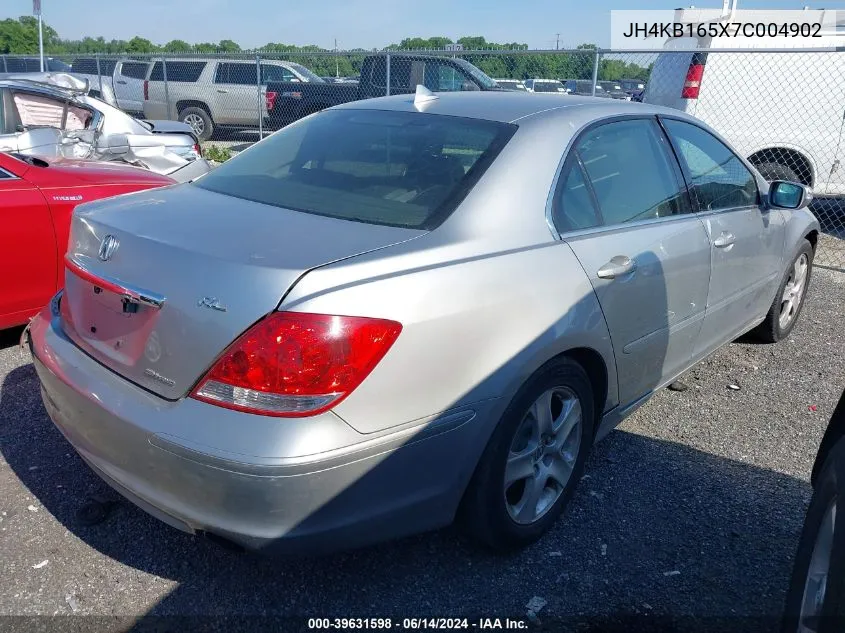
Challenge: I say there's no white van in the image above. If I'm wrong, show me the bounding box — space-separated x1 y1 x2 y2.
643 11 845 195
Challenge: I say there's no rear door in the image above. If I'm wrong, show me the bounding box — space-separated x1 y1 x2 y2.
114 60 149 113
555 117 711 407
661 117 786 355
0 163 56 328
212 62 258 125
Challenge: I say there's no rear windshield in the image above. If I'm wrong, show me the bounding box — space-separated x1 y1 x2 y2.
194 109 516 229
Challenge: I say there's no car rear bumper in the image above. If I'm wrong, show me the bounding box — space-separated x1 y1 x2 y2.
28 299 488 555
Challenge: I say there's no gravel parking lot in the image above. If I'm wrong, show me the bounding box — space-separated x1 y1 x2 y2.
1 239 844 632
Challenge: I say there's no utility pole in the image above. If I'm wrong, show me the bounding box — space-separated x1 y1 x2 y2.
33 0 44 71
335 38 339 78
555 33 560 50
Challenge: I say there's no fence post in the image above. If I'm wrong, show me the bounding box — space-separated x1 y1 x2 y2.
162 57 171 120
256 53 263 138
385 53 391 96
590 49 600 96
95 54 103 96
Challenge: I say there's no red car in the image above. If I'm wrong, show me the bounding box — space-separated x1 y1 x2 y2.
0 152 174 330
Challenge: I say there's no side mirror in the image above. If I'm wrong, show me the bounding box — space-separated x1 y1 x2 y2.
769 180 812 210
103 133 129 155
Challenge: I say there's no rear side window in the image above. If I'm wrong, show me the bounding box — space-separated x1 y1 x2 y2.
661 119 759 211
553 156 601 232
261 64 296 83
194 109 517 229
149 61 206 82
574 119 688 226
5 58 26 72
215 62 257 85
120 62 149 80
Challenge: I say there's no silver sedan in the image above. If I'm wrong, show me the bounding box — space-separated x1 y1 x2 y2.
27 90 819 554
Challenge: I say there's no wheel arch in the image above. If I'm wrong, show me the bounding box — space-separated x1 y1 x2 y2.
812 389 845 486
748 145 816 187
175 100 213 120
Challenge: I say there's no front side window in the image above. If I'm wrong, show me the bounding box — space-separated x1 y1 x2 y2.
261 64 296 83
575 119 688 226
662 118 759 211
194 109 516 229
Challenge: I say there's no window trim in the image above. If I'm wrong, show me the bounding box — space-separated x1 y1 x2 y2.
545 113 695 240
656 114 762 216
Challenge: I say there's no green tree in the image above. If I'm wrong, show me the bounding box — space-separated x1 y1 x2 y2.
217 39 241 52
126 36 157 53
163 39 192 53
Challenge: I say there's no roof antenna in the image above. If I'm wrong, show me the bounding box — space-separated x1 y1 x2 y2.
413 84 438 110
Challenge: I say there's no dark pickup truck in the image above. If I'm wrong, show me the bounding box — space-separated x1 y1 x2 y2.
265 53 502 127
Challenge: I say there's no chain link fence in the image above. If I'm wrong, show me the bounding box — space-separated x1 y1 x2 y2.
2 48 843 269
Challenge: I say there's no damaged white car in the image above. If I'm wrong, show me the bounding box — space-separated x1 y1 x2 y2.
0 75 212 182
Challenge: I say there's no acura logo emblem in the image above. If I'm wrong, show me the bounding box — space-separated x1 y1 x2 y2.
98 235 119 261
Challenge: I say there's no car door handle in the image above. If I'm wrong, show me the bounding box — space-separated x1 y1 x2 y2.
713 232 736 248
216 89 229 93
597 255 637 279
116 80 127 84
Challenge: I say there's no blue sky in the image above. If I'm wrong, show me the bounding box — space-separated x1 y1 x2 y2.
5 0 841 50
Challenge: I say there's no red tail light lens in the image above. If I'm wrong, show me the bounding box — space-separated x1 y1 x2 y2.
190 312 402 417
681 63 704 99
143 79 149 101
265 90 278 111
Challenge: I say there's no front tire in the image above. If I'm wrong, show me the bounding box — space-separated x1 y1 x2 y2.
754 240 813 343
461 357 595 551
179 106 214 142
782 439 845 632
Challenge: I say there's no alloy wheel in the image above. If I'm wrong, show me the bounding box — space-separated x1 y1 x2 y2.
504 387 582 525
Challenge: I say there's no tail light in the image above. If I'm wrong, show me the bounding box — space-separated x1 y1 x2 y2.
681 53 707 99
190 312 402 417
265 90 278 111
143 79 149 101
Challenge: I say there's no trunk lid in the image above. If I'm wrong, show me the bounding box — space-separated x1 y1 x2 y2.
60 184 423 399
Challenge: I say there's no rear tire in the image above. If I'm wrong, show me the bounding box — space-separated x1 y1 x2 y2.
754 240 813 343
460 357 595 551
755 161 801 184
179 106 214 142
782 438 845 633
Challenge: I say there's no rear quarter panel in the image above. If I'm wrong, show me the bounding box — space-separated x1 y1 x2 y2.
281 234 616 436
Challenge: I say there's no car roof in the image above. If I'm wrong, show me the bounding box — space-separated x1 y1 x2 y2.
0 78 81 99
332 90 677 124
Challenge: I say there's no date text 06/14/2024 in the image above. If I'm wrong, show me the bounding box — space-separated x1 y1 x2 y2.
307 618 528 630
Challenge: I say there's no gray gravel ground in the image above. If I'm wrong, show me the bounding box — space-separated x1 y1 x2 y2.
1 247 844 633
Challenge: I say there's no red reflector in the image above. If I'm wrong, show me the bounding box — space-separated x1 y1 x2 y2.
191 312 402 417
265 90 278 111
682 63 705 99
193 143 202 157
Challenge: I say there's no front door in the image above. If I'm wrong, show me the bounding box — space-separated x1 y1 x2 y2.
0 168 56 328
660 118 786 355
553 118 711 407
